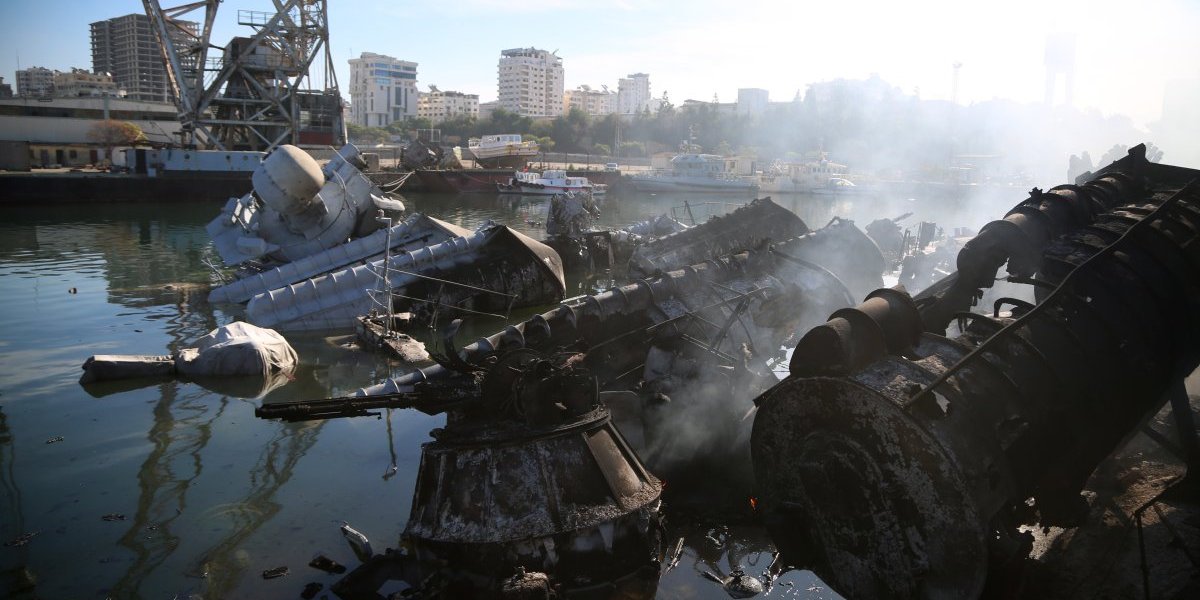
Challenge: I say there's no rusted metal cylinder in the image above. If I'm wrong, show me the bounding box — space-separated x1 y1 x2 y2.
774 216 887 301
788 287 921 377
752 178 1200 599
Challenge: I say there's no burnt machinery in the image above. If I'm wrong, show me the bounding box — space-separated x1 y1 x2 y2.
256 216 888 595
311 349 664 598
752 145 1200 598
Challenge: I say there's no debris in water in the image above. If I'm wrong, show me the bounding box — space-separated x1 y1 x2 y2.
703 568 764 599
300 582 323 599
79 322 298 399
4 532 38 547
340 523 374 562
664 537 685 573
261 566 289 579
101 514 126 522
308 554 346 574
501 567 551 598
45 436 64 444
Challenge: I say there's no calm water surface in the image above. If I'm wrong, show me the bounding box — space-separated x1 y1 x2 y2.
0 189 991 599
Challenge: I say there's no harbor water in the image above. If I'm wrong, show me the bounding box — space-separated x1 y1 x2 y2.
0 188 999 599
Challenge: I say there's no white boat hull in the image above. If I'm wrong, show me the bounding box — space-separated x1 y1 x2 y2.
629 177 757 193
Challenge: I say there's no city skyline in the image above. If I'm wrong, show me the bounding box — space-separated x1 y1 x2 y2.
1 0 1197 128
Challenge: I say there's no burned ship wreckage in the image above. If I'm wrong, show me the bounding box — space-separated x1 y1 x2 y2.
246 144 1197 599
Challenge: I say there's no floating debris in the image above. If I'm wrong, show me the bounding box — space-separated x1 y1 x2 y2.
300 581 323 599
4 532 38 547
702 567 764 599
663 537 685 573
101 514 126 522
261 566 289 579
79 322 297 399
340 523 374 563
308 554 346 574
45 436 63 444
500 567 551 599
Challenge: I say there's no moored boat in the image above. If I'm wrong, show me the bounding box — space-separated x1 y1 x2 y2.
629 152 758 193
756 156 860 193
497 169 607 196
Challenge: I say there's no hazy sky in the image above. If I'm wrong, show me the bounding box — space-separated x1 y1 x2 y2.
1 0 1197 127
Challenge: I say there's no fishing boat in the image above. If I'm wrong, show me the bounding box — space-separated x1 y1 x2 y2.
497 169 607 196
466 134 539 168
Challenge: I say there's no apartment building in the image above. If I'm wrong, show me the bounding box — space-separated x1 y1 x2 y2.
16 67 56 98
54 68 124 98
563 85 616 116
90 13 197 103
497 48 564 118
617 72 651 114
737 88 769 115
417 88 479 124
348 52 418 127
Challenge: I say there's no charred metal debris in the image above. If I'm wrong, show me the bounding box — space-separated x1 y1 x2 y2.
753 144 1200 598
253 144 1200 600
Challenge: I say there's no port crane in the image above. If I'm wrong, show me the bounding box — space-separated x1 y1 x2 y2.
142 0 345 151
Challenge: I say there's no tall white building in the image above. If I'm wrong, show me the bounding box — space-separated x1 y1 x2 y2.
348 52 419 127
563 85 617 116
617 73 651 114
497 48 564 118
417 87 480 124
16 67 56 98
737 88 769 115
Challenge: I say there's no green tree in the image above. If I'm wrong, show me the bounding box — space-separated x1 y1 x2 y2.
485 108 533 136
87 120 145 164
618 141 645 157
591 143 611 156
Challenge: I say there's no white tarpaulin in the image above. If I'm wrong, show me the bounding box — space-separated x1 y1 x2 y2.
173 321 297 379
81 322 297 396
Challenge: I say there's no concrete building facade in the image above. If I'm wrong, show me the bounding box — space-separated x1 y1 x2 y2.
0 96 182 166
16 67 56 98
348 52 419 127
617 73 651 114
563 85 617 116
478 100 501 122
417 88 479 124
737 88 769 115
497 48 564 118
54 69 124 98
90 13 197 103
